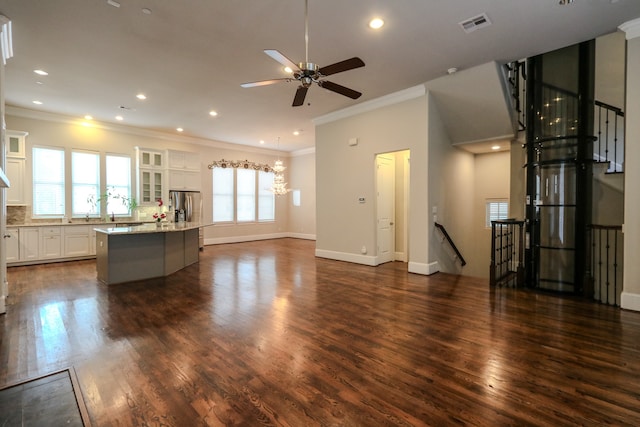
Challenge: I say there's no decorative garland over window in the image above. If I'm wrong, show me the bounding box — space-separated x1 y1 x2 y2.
207 158 274 172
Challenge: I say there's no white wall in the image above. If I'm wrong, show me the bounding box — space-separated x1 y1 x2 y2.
427 93 475 274
5 110 307 243
469 151 511 278
315 87 430 271
621 20 640 311
288 150 316 240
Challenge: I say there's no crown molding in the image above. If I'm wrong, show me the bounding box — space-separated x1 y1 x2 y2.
5 105 290 157
619 18 640 40
313 85 426 126
290 146 315 157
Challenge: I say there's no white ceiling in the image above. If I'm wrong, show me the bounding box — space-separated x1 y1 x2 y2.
2 0 639 152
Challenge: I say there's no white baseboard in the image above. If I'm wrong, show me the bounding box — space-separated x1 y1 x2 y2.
315 249 377 266
287 232 316 241
621 292 640 312
394 251 407 262
204 232 316 246
408 261 440 276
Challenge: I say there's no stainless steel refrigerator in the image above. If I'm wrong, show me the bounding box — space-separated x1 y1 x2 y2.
169 190 204 249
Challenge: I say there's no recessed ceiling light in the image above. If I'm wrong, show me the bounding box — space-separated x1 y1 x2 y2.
107 0 121 8
259 140 265 145
209 110 218 117
491 145 501 150
84 115 93 120
293 131 300 136
32 100 43 105
284 66 293 74
176 127 184 132
136 93 147 100
369 18 384 29
36 81 43 85
34 69 48 76
142 8 152 15
115 115 124 121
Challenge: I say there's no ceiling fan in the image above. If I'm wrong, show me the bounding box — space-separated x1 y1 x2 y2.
240 0 365 107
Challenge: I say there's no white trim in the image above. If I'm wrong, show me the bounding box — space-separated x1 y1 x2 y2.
204 232 316 246
287 232 316 240
619 18 640 40
290 147 315 157
452 134 514 146
313 85 426 126
5 106 291 157
0 295 5 314
621 292 640 312
314 249 378 266
394 251 407 262
205 232 288 245
408 261 440 275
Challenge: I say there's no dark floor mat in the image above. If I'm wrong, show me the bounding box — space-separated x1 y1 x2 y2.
0 368 91 426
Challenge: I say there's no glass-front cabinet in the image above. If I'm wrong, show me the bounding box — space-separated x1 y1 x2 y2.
135 147 165 205
140 170 164 204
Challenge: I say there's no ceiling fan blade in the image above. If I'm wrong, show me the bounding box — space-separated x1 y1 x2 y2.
264 49 300 71
292 86 308 106
318 57 365 76
241 78 291 88
318 80 362 100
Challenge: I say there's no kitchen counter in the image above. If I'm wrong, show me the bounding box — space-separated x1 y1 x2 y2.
93 221 202 235
95 222 207 285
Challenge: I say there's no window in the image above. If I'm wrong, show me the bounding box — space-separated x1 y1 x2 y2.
212 167 275 223
212 167 234 222
106 154 133 215
72 150 100 217
486 199 509 227
33 146 65 216
258 171 275 221
237 168 256 222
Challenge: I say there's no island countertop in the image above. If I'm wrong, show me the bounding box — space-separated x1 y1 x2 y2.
94 222 207 235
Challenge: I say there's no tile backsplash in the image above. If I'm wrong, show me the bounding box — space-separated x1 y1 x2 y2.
7 205 27 225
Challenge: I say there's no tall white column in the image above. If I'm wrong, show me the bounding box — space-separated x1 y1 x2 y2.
620 18 640 311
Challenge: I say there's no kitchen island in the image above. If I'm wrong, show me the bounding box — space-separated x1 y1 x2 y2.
95 222 202 285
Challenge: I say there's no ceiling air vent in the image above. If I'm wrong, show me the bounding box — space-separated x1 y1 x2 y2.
459 13 491 34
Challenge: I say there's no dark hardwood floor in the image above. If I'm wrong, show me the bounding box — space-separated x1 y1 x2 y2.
2 238 640 426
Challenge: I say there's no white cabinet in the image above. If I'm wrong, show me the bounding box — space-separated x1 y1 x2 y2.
5 130 27 158
5 228 19 263
168 169 200 191
5 158 26 205
139 169 164 204
5 130 27 206
138 148 164 169
7 225 98 265
19 228 40 261
64 226 90 257
167 150 199 170
167 149 201 191
136 147 166 205
90 228 97 255
40 227 63 259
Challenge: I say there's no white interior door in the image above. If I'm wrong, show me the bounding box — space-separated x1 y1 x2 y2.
376 154 395 264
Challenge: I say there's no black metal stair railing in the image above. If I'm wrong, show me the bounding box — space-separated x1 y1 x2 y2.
490 219 525 288
587 224 623 306
434 222 466 267
505 60 526 132
594 100 625 173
